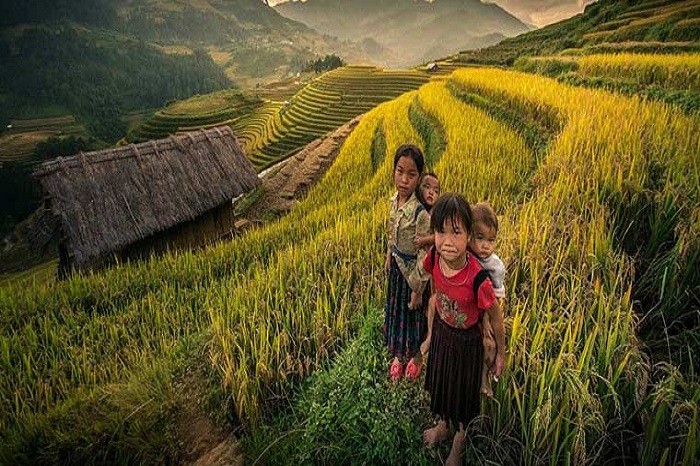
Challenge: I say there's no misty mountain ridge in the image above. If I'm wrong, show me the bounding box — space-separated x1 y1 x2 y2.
1 0 368 138
274 0 531 67
2 0 351 49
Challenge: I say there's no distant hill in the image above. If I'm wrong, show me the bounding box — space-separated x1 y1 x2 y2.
274 0 531 67
449 0 700 65
0 0 367 143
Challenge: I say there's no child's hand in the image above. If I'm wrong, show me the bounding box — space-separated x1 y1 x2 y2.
415 234 430 248
420 335 431 356
409 290 421 310
384 254 391 271
491 353 506 380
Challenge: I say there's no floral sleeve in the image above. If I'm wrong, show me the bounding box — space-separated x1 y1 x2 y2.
406 209 431 294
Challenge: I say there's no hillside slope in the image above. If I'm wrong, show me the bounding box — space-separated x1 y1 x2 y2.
451 0 700 65
0 0 368 239
275 0 530 67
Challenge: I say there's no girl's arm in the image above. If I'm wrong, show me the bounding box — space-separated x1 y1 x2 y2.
420 294 436 356
386 200 396 271
491 254 506 298
486 300 507 378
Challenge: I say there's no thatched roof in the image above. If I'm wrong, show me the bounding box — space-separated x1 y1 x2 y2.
34 126 260 270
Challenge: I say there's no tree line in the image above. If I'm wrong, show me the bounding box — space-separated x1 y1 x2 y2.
303 54 345 73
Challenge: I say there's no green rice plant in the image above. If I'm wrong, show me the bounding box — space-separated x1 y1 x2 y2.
514 56 580 77
408 98 446 168
440 67 698 462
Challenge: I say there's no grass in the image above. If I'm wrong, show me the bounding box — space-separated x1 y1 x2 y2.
0 259 57 288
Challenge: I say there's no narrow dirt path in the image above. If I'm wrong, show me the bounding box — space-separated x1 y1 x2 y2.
240 115 362 224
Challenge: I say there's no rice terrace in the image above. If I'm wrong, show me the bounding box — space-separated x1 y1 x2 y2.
1 0 700 465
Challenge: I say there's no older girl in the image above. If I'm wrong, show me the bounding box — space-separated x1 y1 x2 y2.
384 144 431 381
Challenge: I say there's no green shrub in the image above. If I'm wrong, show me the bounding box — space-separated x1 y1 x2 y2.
242 309 439 466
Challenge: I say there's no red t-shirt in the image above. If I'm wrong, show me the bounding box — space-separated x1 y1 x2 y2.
423 250 496 329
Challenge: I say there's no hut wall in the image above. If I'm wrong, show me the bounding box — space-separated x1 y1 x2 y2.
56 200 240 275
115 201 239 264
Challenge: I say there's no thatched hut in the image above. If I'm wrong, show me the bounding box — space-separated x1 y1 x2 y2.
34 126 260 275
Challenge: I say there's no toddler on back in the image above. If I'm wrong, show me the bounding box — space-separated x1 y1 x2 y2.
469 202 506 397
415 173 440 249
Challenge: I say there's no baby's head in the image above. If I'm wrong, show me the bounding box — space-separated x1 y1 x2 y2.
469 202 498 260
417 173 440 210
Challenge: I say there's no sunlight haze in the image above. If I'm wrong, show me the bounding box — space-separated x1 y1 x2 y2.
267 0 596 27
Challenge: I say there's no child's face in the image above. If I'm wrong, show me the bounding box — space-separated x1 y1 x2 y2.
435 216 469 266
393 155 420 200
420 176 440 208
469 221 497 260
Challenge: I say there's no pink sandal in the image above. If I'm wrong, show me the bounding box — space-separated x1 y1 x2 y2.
389 359 404 381
405 358 422 381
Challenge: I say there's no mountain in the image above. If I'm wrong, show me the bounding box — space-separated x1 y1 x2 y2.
274 0 531 67
3 0 316 44
450 0 700 65
0 1 367 142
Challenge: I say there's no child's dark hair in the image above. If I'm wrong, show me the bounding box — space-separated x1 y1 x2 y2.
431 193 472 234
471 202 499 233
393 143 425 174
416 172 439 209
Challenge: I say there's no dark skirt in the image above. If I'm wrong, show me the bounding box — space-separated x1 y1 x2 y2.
384 256 428 360
424 314 483 429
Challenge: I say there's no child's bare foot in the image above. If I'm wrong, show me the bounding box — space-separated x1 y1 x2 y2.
422 420 449 446
445 429 466 466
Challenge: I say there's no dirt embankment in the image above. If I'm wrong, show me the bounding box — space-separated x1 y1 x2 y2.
240 115 362 224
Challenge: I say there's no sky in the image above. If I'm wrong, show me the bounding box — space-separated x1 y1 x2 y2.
267 0 597 28
483 0 597 27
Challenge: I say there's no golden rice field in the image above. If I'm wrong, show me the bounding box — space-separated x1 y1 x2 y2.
1 66 699 464
576 53 700 90
515 52 700 90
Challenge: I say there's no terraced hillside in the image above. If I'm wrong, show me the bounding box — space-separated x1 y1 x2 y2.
513 52 700 113
239 65 430 170
129 89 264 142
424 0 700 115
448 0 700 65
132 66 431 172
0 116 87 165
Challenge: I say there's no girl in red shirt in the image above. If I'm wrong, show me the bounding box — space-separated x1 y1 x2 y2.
420 193 507 466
